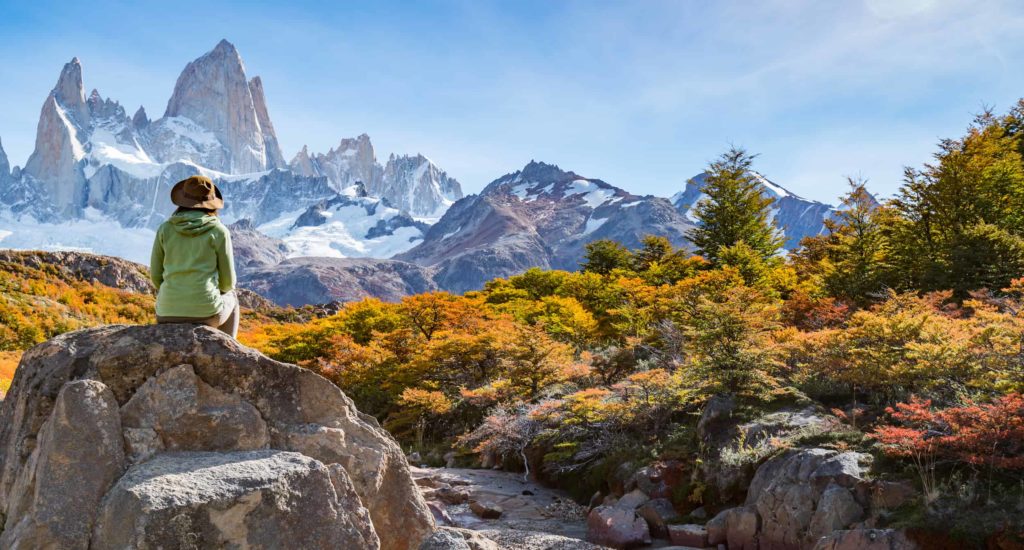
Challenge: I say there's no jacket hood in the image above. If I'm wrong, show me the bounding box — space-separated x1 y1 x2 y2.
168 210 220 236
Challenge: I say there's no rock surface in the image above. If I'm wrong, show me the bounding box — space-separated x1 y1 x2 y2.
397 161 697 293
91 450 377 549
812 528 920 550
0 249 155 293
0 324 434 550
586 504 652 548
242 256 439 306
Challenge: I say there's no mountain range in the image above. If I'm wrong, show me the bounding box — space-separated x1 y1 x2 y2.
0 40 846 305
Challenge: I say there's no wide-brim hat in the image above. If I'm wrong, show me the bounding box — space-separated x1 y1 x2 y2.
170 175 224 210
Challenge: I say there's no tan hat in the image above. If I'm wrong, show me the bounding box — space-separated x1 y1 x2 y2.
170 175 224 210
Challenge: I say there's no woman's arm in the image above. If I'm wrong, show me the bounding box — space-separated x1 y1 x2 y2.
216 226 237 293
150 227 164 290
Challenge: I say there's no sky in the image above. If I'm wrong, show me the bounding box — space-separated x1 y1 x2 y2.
1 0 1024 204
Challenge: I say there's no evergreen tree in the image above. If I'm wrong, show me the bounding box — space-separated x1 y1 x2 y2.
582 239 633 274
687 147 783 263
821 178 891 305
887 107 1024 296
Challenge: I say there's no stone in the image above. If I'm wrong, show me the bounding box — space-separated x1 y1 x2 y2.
808 484 864 542
434 485 471 505
615 488 650 510
120 364 269 461
426 500 455 526
812 528 920 550
420 529 472 550
726 506 760 550
633 460 686 499
637 497 681 538
421 527 499 550
706 508 729 545
668 524 709 547
470 499 504 519
748 449 870 550
479 528 607 549
870 480 917 510
697 394 737 442
690 505 708 520
586 505 652 549
0 380 125 549
0 324 434 550
91 451 377 549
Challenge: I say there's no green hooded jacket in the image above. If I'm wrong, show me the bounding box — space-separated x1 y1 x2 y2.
150 210 236 318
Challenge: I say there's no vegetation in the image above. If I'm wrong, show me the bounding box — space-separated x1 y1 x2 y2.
2 101 1024 543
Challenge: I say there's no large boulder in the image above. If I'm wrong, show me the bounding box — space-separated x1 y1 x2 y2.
0 324 434 550
747 449 871 550
91 450 377 549
586 504 652 548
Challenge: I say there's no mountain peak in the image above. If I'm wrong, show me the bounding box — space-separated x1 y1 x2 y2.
53 57 89 125
0 136 10 183
213 39 239 56
519 160 571 182
163 41 275 173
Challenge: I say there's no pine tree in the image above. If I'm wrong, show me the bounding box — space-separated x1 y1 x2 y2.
687 147 783 263
821 178 891 305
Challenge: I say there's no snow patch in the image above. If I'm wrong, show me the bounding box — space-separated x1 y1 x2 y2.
582 216 608 235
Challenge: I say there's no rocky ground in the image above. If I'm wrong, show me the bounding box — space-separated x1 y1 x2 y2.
412 467 712 549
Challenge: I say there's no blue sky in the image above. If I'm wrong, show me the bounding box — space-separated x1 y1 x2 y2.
1 0 1023 203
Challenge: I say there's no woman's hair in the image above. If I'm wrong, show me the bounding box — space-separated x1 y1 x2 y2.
174 206 219 216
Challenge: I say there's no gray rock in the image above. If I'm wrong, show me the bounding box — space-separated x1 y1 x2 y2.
586 504 651 548
615 488 650 510
668 523 708 547
706 508 729 545
0 324 434 550
747 449 871 550
0 380 125 549
637 497 681 538
480 528 605 549
420 529 473 550
470 499 504 519
120 364 270 461
812 528 920 550
420 527 499 550
808 484 864 542
725 506 760 550
90 451 377 549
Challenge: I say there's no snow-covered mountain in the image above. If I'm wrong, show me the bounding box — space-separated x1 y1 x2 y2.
0 40 458 264
672 171 838 249
396 161 696 293
289 137 463 220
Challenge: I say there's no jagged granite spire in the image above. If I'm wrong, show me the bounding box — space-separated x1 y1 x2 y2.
22 58 91 217
53 57 89 126
0 136 10 184
163 39 276 174
375 154 463 218
247 76 285 169
132 106 149 130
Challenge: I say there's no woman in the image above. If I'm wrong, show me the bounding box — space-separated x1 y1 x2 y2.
150 175 239 337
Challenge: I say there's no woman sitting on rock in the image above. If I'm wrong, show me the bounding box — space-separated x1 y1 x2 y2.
150 175 239 337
